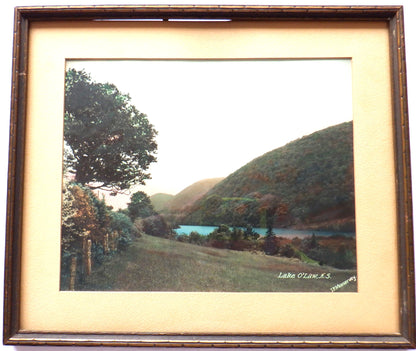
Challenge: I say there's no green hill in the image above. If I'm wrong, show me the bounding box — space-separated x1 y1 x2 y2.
182 121 355 232
150 193 174 212
169 178 224 212
150 178 223 215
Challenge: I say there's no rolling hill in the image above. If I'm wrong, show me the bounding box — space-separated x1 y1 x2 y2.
150 193 175 212
181 121 355 232
150 178 224 213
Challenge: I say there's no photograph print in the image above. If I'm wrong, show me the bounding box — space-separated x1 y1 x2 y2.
60 59 357 292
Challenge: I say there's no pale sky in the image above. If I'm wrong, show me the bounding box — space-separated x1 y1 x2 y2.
66 59 352 209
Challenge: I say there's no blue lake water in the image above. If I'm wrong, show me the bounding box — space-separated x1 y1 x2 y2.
174 225 355 238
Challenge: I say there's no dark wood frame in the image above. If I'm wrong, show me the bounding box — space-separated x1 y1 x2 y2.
3 5 415 348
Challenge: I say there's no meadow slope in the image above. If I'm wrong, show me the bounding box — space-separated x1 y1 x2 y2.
82 234 357 292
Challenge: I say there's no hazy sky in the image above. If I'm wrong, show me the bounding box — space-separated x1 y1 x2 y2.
66 59 352 208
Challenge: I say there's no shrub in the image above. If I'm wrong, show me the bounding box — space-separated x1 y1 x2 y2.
189 231 206 245
263 236 279 255
109 211 137 251
142 215 171 237
176 234 189 243
208 225 232 249
280 244 295 258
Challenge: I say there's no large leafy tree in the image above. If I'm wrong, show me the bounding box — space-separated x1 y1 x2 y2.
64 69 158 194
127 191 155 220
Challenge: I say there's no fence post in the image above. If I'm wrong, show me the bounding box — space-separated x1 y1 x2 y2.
104 233 109 254
69 255 77 290
86 239 92 275
111 231 118 251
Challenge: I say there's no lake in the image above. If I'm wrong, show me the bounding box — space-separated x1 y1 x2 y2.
174 225 355 238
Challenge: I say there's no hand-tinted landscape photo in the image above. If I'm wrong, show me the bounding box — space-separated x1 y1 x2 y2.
60 59 357 292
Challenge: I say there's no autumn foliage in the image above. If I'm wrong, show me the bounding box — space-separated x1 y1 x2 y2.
60 181 136 290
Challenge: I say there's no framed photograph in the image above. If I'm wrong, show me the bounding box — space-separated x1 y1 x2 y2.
3 5 415 348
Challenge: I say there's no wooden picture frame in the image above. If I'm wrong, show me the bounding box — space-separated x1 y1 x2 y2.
3 5 415 348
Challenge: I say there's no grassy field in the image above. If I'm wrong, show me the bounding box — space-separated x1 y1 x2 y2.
81 234 357 292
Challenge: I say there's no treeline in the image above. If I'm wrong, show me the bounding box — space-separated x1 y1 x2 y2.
183 194 290 229
173 225 356 270
183 193 353 233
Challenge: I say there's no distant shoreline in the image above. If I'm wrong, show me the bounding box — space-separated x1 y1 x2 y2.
175 224 355 238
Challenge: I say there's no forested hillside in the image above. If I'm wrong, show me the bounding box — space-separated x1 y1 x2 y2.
182 121 355 232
